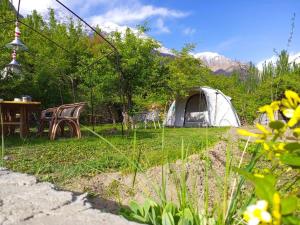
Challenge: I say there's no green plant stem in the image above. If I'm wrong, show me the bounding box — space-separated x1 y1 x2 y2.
82 125 142 172
204 126 209 215
132 129 140 188
223 144 232 223
161 124 167 206
0 105 4 168
225 137 250 220
225 143 262 225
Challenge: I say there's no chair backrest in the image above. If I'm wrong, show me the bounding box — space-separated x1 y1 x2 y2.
60 107 74 117
41 107 57 119
73 103 85 119
56 102 85 119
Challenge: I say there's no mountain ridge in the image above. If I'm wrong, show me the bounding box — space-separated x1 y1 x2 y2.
193 52 248 75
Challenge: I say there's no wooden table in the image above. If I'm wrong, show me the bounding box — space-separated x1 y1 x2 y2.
0 101 41 138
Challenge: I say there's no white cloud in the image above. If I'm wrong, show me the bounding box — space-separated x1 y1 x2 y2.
98 21 149 39
256 52 300 71
13 0 54 15
183 27 196 36
89 4 188 26
155 18 170 34
13 0 189 39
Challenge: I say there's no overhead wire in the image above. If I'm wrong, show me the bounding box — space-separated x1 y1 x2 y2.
17 20 71 54
55 0 118 54
16 0 21 21
54 0 126 126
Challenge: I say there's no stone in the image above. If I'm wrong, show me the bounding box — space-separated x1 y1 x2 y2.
0 168 140 225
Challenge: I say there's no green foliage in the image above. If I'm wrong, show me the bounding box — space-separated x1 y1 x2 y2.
237 90 300 224
1 1 299 125
164 44 210 100
123 198 216 225
205 50 300 124
122 142 216 225
4 126 226 185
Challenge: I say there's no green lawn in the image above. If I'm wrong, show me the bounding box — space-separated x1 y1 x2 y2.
3 125 227 186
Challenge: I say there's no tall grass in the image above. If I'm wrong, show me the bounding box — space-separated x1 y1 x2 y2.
81 123 249 224
204 126 209 216
122 125 206 223
119 125 264 225
132 129 140 187
3 119 237 224
225 141 261 225
0 105 4 167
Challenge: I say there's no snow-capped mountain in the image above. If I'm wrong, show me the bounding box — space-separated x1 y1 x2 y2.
256 52 300 71
193 52 248 75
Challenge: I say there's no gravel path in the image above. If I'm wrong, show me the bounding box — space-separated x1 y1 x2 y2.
0 168 139 225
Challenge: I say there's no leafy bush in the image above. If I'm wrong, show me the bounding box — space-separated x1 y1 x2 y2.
238 90 300 225
123 198 215 225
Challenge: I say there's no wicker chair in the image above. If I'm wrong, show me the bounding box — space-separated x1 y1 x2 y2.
37 107 57 136
38 103 85 140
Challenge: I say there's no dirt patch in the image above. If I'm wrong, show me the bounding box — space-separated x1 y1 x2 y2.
64 127 247 213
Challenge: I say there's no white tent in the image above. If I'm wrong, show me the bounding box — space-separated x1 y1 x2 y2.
164 86 241 127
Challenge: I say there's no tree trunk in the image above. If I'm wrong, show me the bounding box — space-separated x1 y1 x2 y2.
90 87 95 131
121 92 133 132
108 104 117 125
70 77 76 103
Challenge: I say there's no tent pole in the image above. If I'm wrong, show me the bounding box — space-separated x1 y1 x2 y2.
214 92 219 126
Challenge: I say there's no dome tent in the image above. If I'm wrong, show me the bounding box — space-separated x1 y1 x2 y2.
164 86 241 127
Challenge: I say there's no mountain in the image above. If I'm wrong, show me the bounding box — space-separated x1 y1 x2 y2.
193 52 248 75
256 52 300 71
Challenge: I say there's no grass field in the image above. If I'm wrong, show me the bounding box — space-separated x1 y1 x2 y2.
3 125 227 186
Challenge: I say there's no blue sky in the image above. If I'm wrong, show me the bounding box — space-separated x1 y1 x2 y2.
144 0 300 63
18 0 300 63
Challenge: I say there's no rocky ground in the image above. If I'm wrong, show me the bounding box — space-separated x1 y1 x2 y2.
0 168 140 225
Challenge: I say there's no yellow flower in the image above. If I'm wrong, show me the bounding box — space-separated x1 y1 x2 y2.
293 128 300 137
254 174 265 178
282 108 295 118
259 101 281 122
286 106 300 127
281 90 300 127
256 123 272 137
273 142 286 152
237 123 271 142
243 200 272 225
237 129 260 137
272 193 281 225
282 90 300 109
270 101 281 111
263 142 270 151
259 101 281 121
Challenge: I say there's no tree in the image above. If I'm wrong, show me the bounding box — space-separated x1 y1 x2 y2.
165 44 210 101
110 28 163 123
